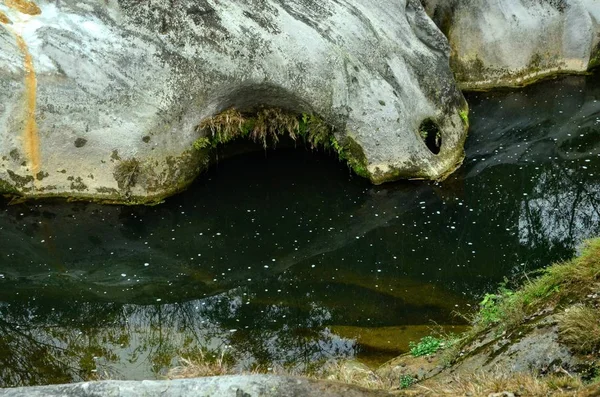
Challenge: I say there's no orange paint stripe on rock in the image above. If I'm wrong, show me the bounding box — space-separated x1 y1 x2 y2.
3 0 41 15
0 10 12 24
16 34 41 177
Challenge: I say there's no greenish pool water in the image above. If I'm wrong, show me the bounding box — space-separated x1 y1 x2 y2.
1 72 599 386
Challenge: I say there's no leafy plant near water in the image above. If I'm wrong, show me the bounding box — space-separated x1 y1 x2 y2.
409 336 443 357
409 333 461 360
474 268 563 331
478 284 514 326
192 137 211 150
399 374 416 389
194 108 370 178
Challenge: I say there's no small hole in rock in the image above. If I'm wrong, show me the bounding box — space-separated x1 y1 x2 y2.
418 119 441 155
74 138 87 148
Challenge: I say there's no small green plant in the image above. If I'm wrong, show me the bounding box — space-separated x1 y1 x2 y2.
193 137 211 150
333 135 369 178
409 336 443 357
330 136 342 153
477 281 516 327
399 374 416 389
479 293 503 324
459 110 469 125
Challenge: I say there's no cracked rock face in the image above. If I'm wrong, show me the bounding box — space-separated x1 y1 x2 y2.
0 0 468 203
423 0 600 90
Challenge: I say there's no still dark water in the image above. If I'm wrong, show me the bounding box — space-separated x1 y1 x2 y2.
1 73 600 386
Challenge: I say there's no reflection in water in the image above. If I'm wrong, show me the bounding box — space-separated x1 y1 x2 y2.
0 72 599 386
519 164 600 252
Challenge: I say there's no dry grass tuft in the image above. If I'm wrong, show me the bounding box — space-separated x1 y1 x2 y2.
321 361 389 390
168 350 231 379
167 355 598 395
195 108 333 150
198 108 246 146
251 108 300 147
524 239 600 306
421 371 584 396
558 303 600 354
167 356 401 391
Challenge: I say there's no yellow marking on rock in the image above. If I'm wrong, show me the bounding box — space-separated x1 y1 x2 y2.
15 34 41 177
4 0 41 15
0 10 11 24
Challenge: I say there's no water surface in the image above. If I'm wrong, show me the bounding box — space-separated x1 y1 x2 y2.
1 72 599 386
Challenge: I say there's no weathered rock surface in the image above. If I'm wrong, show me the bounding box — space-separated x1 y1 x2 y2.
0 376 392 397
377 314 590 392
378 285 600 392
422 0 600 89
444 315 584 377
0 0 468 203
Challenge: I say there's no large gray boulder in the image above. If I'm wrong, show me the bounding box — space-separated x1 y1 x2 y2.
422 0 600 89
0 0 468 204
0 376 392 397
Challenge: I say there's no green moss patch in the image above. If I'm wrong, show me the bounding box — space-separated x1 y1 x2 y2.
459 109 469 127
0 177 18 195
6 170 34 188
590 42 600 70
331 135 369 178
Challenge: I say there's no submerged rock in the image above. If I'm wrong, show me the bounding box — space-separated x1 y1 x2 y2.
0 0 468 203
423 0 600 89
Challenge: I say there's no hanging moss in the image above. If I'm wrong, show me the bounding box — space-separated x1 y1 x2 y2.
331 135 369 178
194 108 334 151
0 178 18 195
194 108 370 179
590 43 600 70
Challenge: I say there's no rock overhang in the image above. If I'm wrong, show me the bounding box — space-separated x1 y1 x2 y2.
0 0 468 204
